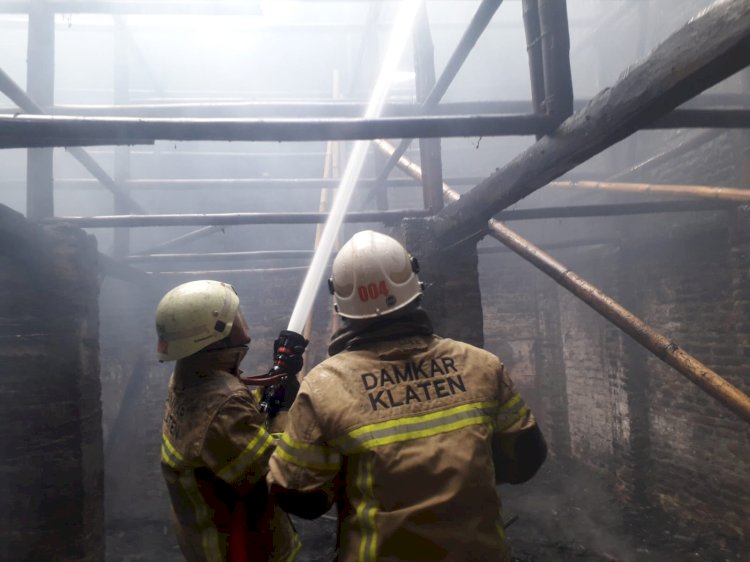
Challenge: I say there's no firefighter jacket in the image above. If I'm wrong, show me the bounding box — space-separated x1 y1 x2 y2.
160 348 300 562
268 321 541 562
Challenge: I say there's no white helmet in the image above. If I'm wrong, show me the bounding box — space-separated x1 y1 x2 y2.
155 280 244 361
329 230 422 319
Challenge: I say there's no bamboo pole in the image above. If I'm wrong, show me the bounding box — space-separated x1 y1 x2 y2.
549 180 750 202
374 138 750 425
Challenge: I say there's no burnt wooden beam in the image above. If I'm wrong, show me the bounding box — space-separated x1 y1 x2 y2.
44 209 430 228
1 93 741 118
413 1 444 213
537 0 573 122
375 0 504 186
0 112 554 148
25 0 54 220
4 107 741 152
113 18 130 257
434 0 750 245
0 67 145 213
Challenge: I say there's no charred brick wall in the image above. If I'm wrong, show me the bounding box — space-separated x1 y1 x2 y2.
477 129 750 542
0 206 104 561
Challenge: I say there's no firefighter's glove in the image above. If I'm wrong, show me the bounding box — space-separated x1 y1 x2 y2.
272 330 308 377
266 374 301 418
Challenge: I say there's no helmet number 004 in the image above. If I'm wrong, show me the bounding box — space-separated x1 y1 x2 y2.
358 281 389 302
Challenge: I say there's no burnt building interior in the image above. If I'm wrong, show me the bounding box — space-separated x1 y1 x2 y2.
1 0 749 560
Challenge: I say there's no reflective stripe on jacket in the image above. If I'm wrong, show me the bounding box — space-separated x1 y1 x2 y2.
161 350 299 562
268 334 536 562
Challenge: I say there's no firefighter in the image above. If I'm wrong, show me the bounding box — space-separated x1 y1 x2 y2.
267 231 547 561
156 279 303 562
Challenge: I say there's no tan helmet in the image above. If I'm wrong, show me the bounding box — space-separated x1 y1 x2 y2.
155 280 244 361
329 230 422 319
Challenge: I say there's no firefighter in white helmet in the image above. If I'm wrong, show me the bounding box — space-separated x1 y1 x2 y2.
267 231 546 561
156 279 304 562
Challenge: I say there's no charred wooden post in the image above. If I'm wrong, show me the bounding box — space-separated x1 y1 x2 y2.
113 18 131 257
374 0 504 186
0 67 145 212
413 1 444 213
370 147 391 211
375 138 750 425
522 0 545 119
435 0 750 245
549 180 750 202
25 0 54 220
537 0 573 122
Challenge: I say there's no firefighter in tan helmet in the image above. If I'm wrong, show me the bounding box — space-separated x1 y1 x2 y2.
267 230 547 561
156 280 304 562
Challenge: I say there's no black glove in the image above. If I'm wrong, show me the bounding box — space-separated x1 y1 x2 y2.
272 330 308 377
264 374 301 418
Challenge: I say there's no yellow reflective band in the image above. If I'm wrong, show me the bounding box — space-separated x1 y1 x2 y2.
283 533 302 562
274 444 340 472
275 434 341 472
355 455 378 562
497 519 506 541
362 415 494 450
161 445 179 469
496 403 530 432
217 427 274 484
499 393 521 412
162 433 185 461
161 434 197 469
179 472 222 562
332 401 498 453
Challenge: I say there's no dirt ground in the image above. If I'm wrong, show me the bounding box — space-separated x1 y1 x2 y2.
106 460 746 561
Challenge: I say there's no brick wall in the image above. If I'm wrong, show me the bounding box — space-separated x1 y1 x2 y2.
477 130 750 542
0 206 104 561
